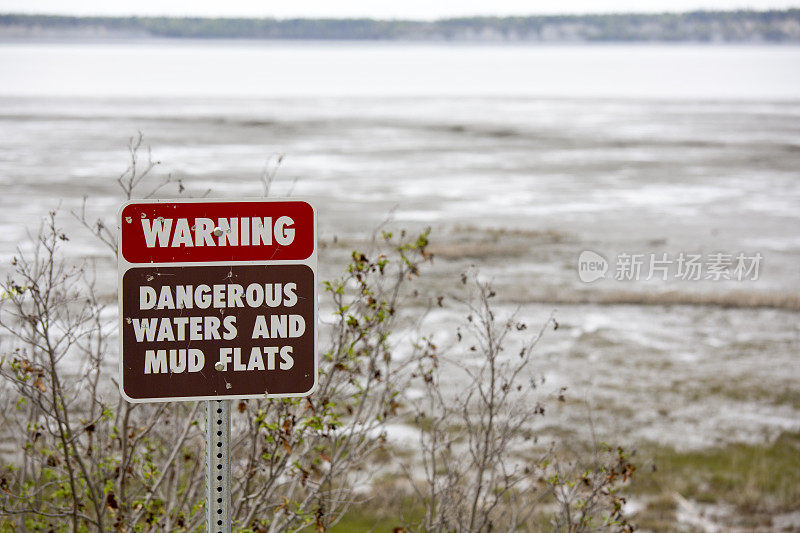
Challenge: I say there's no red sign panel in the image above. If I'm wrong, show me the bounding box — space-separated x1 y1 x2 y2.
120 200 314 263
118 199 317 403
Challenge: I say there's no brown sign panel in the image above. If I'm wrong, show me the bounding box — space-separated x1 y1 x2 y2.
120 264 316 402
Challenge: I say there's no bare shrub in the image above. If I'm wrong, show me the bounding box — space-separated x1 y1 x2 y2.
397 272 637 532
399 273 552 531
0 134 436 531
0 135 635 532
548 442 636 532
225 229 433 532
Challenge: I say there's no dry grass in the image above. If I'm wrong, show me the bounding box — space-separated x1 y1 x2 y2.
510 288 800 311
426 241 530 260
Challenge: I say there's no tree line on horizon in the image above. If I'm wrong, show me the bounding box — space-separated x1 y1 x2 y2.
1 10 799 42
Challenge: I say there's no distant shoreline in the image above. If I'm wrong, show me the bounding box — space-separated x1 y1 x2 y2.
3 37 800 47
1 10 799 43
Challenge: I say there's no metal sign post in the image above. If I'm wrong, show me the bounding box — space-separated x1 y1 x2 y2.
118 199 318 532
205 400 231 532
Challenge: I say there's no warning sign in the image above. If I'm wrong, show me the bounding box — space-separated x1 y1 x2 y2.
119 200 315 263
118 199 317 403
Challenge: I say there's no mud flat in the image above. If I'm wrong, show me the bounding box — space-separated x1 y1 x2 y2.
1 93 798 529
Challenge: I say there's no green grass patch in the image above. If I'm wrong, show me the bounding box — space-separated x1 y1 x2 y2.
310 433 800 531
329 512 398 532
633 431 800 521
328 496 425 533
327 498 556 532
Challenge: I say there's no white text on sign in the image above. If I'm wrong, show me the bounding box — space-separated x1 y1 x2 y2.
141 216 295 248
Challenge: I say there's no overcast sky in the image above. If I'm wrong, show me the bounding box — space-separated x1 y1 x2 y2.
1 0 798 19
